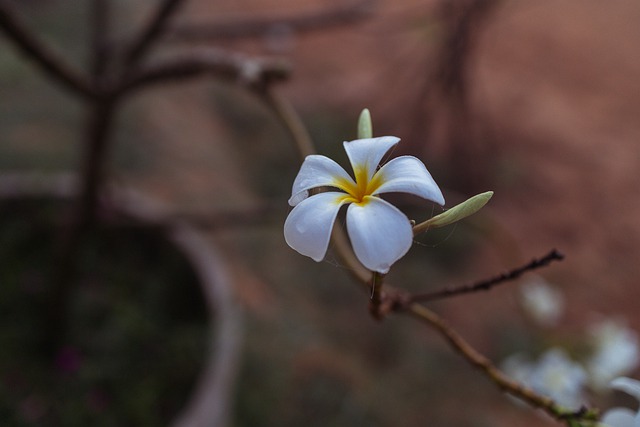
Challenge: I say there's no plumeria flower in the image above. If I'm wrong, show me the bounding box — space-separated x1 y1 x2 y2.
502 348 588 410
284 136 444 273
587 319 639 391
519 277 564 327
600 377 640 427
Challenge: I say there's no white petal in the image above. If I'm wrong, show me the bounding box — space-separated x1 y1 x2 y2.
601 408 636 427
346 196 413 273
289 155 355 206
284 192 348 262
373 156 445 205
343 137 400 182
611 377 640 402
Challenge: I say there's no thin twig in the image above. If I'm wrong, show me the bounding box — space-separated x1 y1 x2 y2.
368 271 385 320
0 1 95 98
409 249 564 303
167 0 376 42
259 86 315 158
260 87 370 285
122 0 186 68
407 303 598 424
118 49 290 95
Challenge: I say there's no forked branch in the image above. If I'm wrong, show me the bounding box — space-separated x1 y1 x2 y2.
0 1 95 98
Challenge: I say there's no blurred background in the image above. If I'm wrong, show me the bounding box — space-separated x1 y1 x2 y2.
1 0 640 426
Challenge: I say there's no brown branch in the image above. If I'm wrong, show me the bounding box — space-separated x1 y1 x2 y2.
407 303 598 424
122 0 186 68
167 0 376 42
90 0 110 80
118 49 290 95
409 249 564 303
0 1 95 98
259 86 315 159
368 272 385 319
46 97 118 356
259 88 370 285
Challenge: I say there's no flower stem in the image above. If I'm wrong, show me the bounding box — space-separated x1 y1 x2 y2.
263 87 370 286
369 271 385 320
260 87 315 158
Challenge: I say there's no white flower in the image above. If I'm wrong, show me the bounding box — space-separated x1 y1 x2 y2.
587 320 640 391
502 348 588 410
284 136 444 273
519 277 564 327
601 377 640 427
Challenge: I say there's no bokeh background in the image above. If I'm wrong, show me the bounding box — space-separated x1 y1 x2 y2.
1 0 640 426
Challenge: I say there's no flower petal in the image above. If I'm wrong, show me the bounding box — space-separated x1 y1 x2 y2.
343 137 400 182
346 196 413 273
289 155 355 206
284 192 348 262
373 156 445 205
601 408 636 427
611 377 640 402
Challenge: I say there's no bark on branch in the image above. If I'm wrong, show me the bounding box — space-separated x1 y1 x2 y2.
119 48 290 94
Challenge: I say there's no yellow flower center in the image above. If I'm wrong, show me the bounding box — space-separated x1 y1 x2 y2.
333 166 384 205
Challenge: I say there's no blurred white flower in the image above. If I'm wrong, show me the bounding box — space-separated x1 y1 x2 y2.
587 319 639 391
284 136 444 273
502 348 588 410
519 277 564 326
600 377 640 427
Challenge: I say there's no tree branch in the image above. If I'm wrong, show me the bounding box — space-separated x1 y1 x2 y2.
118 49 290 95
0 1 95 98
407 303 599 424
90 0 110 80
259 88 370 285
167 0 377 42
259 86 315 159
409 249 564 303
121 0 186 68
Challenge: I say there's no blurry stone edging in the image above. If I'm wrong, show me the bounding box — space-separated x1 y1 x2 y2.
0 172 242 427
